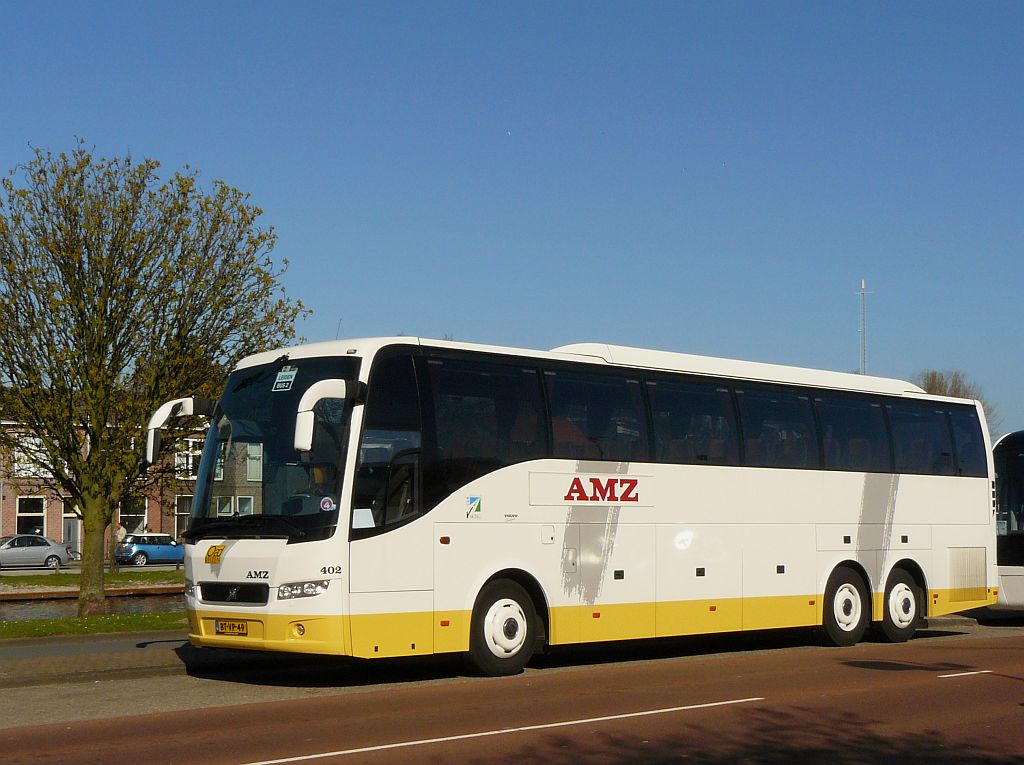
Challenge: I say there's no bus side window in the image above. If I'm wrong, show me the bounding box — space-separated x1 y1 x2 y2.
814 394 891 473
424 357 547 507
546 371 649 462
948 407 987 478
352 351 423 531
647 379 739 466
887 402 956 476
735 387 820 470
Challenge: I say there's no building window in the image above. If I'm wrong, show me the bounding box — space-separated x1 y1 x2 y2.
62 499 81 552
17 497 45 535
176 439 204 479
246 444 263 481
119 495 147 534
237 496 254 515
214 496 233 516
175 496 193 538
13 437 49 478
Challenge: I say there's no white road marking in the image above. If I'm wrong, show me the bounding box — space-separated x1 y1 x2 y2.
937 670 993 678
239 696 766 765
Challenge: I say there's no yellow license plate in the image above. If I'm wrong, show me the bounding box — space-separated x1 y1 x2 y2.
214 619 248 636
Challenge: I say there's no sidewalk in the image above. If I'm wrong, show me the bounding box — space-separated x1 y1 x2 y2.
0 626 323 690
0 629 192 688
0 576 189 689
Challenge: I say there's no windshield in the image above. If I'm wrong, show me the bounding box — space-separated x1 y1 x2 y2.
186 355 361 543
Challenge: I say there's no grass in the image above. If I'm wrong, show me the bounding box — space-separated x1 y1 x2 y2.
0 569 187 640
0 569 185 588
0 611 188 640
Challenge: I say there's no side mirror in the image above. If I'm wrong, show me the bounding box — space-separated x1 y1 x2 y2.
293 379 366 453
144 396 215 464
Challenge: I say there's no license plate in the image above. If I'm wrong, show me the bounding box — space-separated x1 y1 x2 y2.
214 619 248 636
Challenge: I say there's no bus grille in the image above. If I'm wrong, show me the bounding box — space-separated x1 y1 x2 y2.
198 582 269 606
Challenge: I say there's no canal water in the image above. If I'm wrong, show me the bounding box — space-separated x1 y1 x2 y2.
0 594 183 621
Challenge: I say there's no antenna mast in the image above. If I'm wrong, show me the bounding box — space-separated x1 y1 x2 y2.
858 279 870 375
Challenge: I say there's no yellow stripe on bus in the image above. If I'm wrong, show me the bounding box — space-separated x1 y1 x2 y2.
187 586 997 660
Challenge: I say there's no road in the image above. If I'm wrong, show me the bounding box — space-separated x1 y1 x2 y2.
3 618 1024 764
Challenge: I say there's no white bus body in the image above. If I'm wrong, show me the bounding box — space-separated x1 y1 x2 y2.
150 337 998 675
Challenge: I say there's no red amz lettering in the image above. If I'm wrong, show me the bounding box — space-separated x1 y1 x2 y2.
564 477 640 503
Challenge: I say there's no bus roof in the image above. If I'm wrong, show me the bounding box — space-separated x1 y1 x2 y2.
238 336 929 398
553 342 925 396
994 430 1024 450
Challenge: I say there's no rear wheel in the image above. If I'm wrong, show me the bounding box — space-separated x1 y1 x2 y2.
467 579 538 676
132 552 148 566
44 555 61 569
878 568 921 643
822 566 869 646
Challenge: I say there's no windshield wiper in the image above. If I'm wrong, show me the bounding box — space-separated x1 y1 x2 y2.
184 514 306 542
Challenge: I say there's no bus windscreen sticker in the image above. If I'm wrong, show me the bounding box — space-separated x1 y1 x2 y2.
466 496 482 518
272 366 298 392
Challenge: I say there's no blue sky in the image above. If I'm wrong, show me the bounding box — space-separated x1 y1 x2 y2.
2 2 1021 429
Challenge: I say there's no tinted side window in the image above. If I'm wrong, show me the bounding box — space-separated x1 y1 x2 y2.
424 357 546 508
814 394 892 472
545 370 649 462
996 439 1024 534
736 387 820 469
647 378 739 465
949 406 988 478
352 351 424 533
887 402 955 476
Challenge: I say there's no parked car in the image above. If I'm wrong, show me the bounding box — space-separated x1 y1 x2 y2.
0 534 74 569
115 533 185 566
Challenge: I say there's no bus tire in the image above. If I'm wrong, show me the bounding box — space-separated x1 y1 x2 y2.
822 566 869 647
878 568 921 643
467 579 538 676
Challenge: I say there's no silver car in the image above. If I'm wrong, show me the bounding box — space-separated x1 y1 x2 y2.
0 534 74 569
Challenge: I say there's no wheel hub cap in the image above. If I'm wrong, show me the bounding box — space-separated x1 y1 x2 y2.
834 583 862 632
484 598 528 658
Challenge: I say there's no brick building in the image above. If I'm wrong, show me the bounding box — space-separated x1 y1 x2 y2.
0 422 199 550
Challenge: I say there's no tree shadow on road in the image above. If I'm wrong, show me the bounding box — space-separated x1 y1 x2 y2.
460 706 1024 765
173 622 980 690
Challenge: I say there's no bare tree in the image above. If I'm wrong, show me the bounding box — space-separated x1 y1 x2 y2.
0 142 307 614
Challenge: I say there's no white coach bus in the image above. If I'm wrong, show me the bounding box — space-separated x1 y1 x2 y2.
146 338 997 675
993 431 1024 609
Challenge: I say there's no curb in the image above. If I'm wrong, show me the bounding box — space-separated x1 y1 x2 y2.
0 585 184 602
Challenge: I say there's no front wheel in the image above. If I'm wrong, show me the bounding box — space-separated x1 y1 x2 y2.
467 579 539 676
132 552 148 566
822 566 869 646
878 569 921 643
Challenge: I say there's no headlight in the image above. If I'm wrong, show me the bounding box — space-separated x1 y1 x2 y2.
184 579 196 598
278 580 330 600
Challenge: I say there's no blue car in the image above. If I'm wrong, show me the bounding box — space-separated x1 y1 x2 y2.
115 533 185 566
